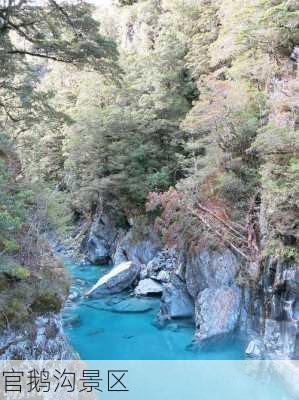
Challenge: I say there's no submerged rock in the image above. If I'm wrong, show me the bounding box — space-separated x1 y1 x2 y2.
87 328 105 336
86 261 140 296
112 298 155 313
194 287 241 341
160 275 194 319
84 298 155 313
123 334 134 339
166 323 180 332
68 290 80 301
134 278 163 296
63 314 81 328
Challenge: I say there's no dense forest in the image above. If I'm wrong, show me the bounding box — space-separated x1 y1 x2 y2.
0 0 298 330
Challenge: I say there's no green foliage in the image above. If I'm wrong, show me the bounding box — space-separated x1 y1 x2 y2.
238 0 299 56
0 0 119 139
184 0 219 77
1 299 28 326
4 265 31 281
116 0 139 5
41 2 197 214
0 135 29 238
0 0 124 329
146 167 172 192
30 290 63 314
44 189 73 234
216 173 249 203
1 0 298 272
263 238 299 262
0 259 30 281
0 239 20 255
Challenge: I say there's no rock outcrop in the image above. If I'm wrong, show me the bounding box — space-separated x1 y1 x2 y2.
184 249 242 341
185 249 239 298
195 287 241 340
160 275 194 319
244 257 299 359
113 229 161 266
86 261 140 296
245 339 264 358
0 315 75 360
85 213 118 265
134 278 163 296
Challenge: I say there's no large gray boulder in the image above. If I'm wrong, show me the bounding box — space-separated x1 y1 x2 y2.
160 276 194 319
113 230 161 266
85 213 118 265
179 249 244 341
134 278 163 296
186 249 239 299
194 286 241 341
87 235 110 265
86 261 140 296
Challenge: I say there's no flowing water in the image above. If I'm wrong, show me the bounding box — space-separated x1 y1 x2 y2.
61 260 297 399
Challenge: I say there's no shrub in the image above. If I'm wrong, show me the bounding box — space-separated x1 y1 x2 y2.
30 290 63 314
1 298 28 325
2 265 31 281
0 239 20 254
216 172 249 203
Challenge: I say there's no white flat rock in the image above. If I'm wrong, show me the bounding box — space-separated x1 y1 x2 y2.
134 278 163 296
86 261 140 296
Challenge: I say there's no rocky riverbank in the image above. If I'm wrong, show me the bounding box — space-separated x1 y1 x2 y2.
75 212 298 360
0 234 74 360
0 315 75 360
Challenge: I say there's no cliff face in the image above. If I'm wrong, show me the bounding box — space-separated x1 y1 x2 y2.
244 257 298 359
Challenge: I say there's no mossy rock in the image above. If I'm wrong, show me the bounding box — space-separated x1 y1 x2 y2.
30 291 63 314
2 265 30 281
0 239 20 254
0 273 8 291
0 298 29 327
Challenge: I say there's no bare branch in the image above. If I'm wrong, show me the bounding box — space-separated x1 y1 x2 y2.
7 49 74 63
48 0 81 39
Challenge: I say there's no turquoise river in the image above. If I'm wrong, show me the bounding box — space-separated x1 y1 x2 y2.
61 260 297 400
